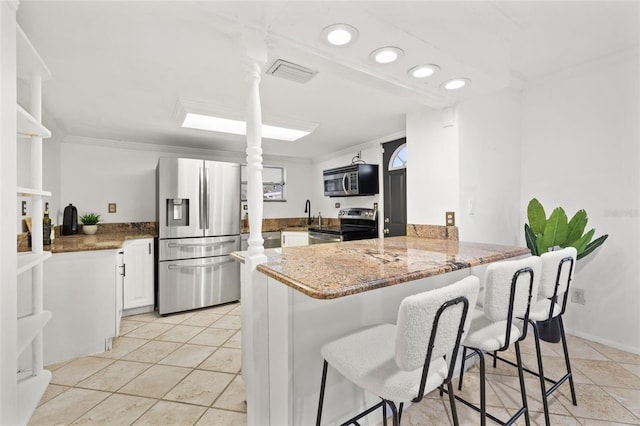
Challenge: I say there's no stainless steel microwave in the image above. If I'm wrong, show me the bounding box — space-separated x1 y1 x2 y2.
323 164 379 197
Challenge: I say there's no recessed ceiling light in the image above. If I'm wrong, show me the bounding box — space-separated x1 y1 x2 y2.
321 24 359 47
369 46 404 64
408 64 440 79
182 113 310 142
442 78 471 90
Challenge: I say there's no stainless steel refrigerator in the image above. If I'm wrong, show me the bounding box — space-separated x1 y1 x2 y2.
156 157 240 315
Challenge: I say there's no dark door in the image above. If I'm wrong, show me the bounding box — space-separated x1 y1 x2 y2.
382 138 407 237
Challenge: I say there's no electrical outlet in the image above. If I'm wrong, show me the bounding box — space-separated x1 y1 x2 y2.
243 204 248 210
108 203 117 213
373 202 378 210
335 202 340 208
571 288 586 305
446 211 456 226
21 201 27 216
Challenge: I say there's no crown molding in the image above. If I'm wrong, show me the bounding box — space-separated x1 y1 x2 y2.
523 46 639 91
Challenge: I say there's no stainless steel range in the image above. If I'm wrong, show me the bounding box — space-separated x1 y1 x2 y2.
308 208 378 244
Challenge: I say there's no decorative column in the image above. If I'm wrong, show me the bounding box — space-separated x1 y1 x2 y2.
240 28 270 426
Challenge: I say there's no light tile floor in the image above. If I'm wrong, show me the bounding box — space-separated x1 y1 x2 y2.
30 303 246 426
31 304 640 425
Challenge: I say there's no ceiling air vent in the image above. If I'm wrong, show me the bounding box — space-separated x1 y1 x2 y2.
266 59 317 84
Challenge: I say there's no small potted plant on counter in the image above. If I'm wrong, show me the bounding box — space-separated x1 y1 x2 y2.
80 213 101 235
524 198 608 341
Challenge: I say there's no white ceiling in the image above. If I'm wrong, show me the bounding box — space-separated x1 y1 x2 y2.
17 1 640 160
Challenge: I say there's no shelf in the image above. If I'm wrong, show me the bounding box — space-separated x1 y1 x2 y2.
16 370 52 425
17 311 52 356
16 186 52 197
16 25 51 81
17 252 52 275
17 104 51 138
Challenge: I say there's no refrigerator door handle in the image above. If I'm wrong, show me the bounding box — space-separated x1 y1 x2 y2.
204 167 210 230
167 240 237 248
199 167 205 230
167 259 235 270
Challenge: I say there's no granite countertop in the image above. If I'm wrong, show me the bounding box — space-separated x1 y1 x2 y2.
44 232 156 254
246 237 530 300
17 222 157 254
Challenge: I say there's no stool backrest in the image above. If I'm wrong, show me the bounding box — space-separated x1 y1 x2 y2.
539 247 577 299
395 275 479 373
483 256 541 324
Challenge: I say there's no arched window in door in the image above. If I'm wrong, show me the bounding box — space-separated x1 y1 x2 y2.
388 143 407 170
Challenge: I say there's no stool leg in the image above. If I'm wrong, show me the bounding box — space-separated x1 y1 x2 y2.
458 347 467 391
476 349 487 426
514 341 531 426
316 360 328 426
530 320 551 426
382 401 388 426
446 381 460 426
388 402 399 426
559 317 578 406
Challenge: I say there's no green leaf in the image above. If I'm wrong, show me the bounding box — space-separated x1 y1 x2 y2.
541 207 569 249
578 234 609 260
571 228 595 254
524 224 538 256
536 233 547 254
527 198 547 235
566 209 588 245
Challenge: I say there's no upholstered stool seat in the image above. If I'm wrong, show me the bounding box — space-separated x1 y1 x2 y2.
322 324 449 403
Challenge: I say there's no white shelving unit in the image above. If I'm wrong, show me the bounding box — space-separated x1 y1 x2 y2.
13 21 53 425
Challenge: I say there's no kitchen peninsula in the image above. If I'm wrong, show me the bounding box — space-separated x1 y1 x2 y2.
234 226 530 426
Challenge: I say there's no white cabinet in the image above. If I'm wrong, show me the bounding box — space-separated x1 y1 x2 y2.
42 250 119 365
122 238 155 315
281 231 309 247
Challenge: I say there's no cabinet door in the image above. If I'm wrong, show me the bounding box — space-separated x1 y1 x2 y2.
123 239 154 310
281 231 309 247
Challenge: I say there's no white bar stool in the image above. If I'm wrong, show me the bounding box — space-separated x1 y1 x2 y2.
457 256 541 426
494 247 578 426
315 276 480 426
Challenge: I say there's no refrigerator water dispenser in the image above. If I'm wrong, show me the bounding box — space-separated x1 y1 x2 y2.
166 198 189 226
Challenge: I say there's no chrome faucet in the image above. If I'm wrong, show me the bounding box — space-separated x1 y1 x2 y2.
304 200 311 225
318 211 322 227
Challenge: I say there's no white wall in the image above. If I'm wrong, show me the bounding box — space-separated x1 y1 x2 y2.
406 107 458 225
521 51 640 353
54 137 313 225
457 88 522 245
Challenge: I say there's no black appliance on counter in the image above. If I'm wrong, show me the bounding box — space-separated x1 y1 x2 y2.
308 208 378 244
62 203 78 235
323 164 379 197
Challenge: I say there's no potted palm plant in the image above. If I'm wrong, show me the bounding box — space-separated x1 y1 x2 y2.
80 213 101 235
524 198 608 341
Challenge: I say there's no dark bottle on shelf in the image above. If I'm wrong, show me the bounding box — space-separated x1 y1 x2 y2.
43 202 51 245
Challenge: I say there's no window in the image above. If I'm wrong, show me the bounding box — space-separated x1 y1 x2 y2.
241 165 286 202
388 143 407 170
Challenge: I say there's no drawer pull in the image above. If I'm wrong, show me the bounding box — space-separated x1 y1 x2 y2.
167 239 236 249
167 259 235 270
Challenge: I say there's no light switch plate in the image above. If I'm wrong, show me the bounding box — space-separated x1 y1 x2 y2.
108 203 116 213
21 201 27 216
335 202 340 208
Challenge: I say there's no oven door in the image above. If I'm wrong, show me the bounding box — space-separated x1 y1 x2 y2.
308 231 343 245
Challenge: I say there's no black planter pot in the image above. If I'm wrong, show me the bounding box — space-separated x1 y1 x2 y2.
536 317 561 343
